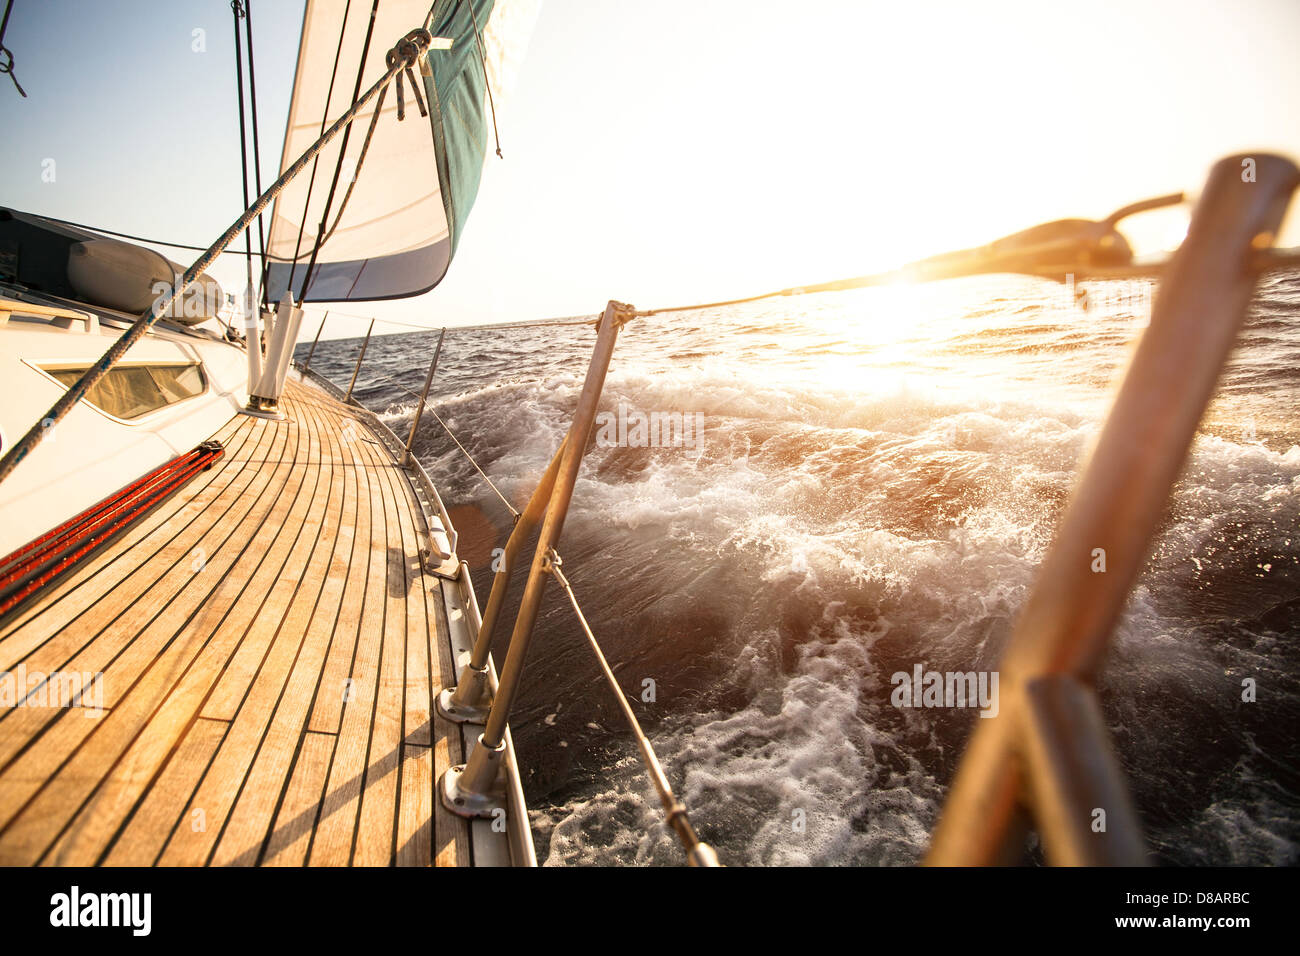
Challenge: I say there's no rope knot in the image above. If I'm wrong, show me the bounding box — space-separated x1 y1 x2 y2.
394 27 432 64
0 39 24 97
387 29 432 122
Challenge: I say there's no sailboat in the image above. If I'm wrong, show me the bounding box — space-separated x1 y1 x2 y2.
0 0 1296 870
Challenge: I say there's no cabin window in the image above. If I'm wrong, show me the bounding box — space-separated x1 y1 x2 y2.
43 363 207 420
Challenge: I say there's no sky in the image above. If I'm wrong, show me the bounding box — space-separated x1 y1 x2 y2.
2 0 1299 335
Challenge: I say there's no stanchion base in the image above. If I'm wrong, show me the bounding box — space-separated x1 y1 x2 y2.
421 548 460 580
436 686 491 725
238 406 287 421
439 765 506 819
239 396 288 421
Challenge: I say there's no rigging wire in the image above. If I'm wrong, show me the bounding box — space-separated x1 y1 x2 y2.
464 0 503 158
360 371 424 402
622 248 1300 322
631 287 797 319
300 0 382 299
286 0 355 298
305 309 599 332
242 0 270 308
307 74 390 252
423 405 520 519
0 0 25 97
2 213 263 257
544 550 718 865
231 1 256 336
446 316 600 331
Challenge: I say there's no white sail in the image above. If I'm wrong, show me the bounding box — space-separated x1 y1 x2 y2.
264 0 541 302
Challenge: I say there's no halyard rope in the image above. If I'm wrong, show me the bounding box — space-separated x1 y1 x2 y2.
299 0 383 298
286 0 358 297
241 0 271 302
231 1 257 334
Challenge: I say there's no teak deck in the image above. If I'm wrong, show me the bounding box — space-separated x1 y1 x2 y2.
0 379 501 866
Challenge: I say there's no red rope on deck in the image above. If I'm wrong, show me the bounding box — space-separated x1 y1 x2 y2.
0 441 224 617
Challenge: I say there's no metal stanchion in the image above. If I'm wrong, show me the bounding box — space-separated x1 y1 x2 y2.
344 318 374 403
303 309 328 371
925 153 1300 866
437 436 567 723
439 300 628 818
401 328 445 467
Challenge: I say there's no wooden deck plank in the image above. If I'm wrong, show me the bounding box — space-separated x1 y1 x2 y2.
306 411 374 737
262 731 336 867
352 441 410 866
99 717 228 866
6 395 319 864
0 378 498 868
0 412 255 642
396 744 433 866
199 390 330 721
201 402 352 867
208 403 367 866
306 419 397 865
0 411 280 742
0 417 295 842
150 392 336 865
93 403 332 868
0 412 264 677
